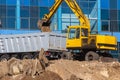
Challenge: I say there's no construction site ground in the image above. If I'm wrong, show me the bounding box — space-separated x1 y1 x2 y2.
0 58 120 80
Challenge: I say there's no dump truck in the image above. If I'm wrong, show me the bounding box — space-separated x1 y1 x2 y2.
38 0 117 61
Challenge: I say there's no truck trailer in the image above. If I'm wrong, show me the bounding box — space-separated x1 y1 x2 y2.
0 32 66 60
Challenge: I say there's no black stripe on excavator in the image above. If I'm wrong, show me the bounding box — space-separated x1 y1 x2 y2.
98 43 117 47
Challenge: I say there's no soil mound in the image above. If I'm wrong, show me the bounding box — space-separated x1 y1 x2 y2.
1 59 120 80
47 59 120 80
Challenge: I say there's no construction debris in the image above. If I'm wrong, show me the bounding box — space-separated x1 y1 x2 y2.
0 48 49 80
0 55 120 80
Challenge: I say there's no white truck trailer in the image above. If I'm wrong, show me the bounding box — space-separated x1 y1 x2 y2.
0 32 67 60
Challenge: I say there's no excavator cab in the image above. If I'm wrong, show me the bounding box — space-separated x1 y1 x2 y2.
66 26 89 49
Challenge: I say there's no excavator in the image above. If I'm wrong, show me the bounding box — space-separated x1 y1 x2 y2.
38 0 117 61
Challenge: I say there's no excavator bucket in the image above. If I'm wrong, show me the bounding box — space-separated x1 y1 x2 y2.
37 19 51 32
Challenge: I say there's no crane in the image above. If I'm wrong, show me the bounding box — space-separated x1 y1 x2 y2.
38 0 117 61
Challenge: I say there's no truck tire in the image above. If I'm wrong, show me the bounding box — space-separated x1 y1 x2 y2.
22 54 32 59
85 51 99 61
11 54 19 59
33 53 39 59
0 54 10 61
61 52 73 60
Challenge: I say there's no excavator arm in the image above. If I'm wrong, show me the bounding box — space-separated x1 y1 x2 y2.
38 0 90 32
37 0 63 32
42 0 63 23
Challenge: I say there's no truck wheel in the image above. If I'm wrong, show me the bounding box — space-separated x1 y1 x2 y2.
0 54 10 61
11 54 19 59
33 53 39 59
85 51 99 61
61 52 73 60
22 54 32 59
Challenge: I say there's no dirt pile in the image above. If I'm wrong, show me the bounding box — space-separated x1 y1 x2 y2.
0 59 120 80
0 71 62 80
47 59 120 80
0 58 62 80
0 58 45 77
0 60 9 78
21 71 62 80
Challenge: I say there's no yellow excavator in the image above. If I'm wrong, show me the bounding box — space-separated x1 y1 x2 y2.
38 0 117 61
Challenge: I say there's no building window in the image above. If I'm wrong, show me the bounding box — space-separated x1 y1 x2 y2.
89 8 97 19
30 0 38 6
62 2 68 8
38 0 50 7
6 18 16 29
21 18 29 29
110 0 117 10
50 17 57 31
89 2 96 9
0 0 6 5
30 18 38 29
20 0 30 6
101 21 109 31
118 10 120 21
20 6 29 17
101 0 109 9
39 7 49 19
110 10 117 20
110 21 118 32
118 21 120 32
48 0 54 7
6 6 16 17
79 2 88 9
70 18 79 23
101 9 109 20
90 19 98 32
71 22 79 26
30 6 39 18
0 5 6 17
118 0 120 10
62 7 71 14
6 0 17 5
